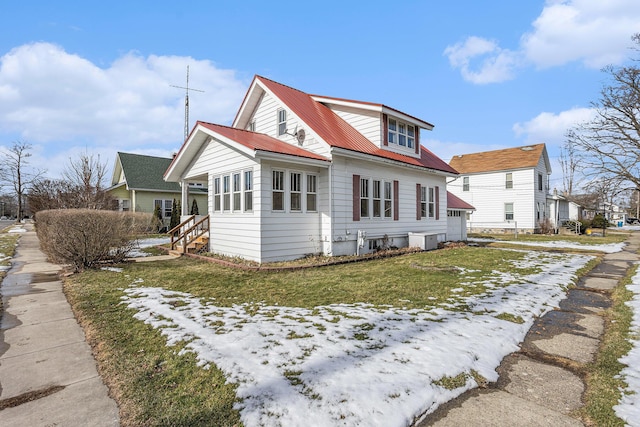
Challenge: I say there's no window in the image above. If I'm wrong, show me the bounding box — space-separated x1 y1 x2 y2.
233 173 241 211
463 176 469 192
214 177 221 211
119 199 130 212
290 172 302 211
372 180 382 217
384 181 392 218
387 119 397 144
223 176 231 211
388 117 416 149
538 173 543 191
277 109 287 136
506 172 513 189
360 178 369 218
307 175 317 211
398 123 407 146
248 120 256 131
505 203 514 221
428 187 435 218
244 170 253 212
154 199 172 218
272 170 285 210
420 187 427 218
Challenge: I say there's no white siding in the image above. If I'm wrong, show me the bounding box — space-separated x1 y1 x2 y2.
252 92 332 158
259 160 326 262
327 105 382 146
449 163 551 231
330 156 448 256
193 140 262 262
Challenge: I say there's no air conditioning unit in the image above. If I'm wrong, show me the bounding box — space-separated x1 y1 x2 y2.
408 232 438 251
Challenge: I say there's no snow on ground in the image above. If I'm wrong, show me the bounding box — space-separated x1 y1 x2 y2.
614 266 640 425
7 225 26 234
126 237 170 258
469 237 626 254
121 249 595 427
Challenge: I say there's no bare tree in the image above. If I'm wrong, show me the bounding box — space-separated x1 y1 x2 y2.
0 141 45 220
558 139 582 196
566 34 640 195
62 152 113 209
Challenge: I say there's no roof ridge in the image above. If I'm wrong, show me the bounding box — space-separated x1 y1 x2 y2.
119 151 172 160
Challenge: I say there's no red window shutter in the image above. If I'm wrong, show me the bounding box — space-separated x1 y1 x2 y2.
415 127 420 154
435 186 440 220
393 180 399 221
416 183 422 220
382 113 388 146
353 175 360 221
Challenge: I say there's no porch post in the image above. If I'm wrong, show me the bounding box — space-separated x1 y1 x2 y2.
181 180 189 216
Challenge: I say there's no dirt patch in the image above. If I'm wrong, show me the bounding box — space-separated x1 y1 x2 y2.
0 385 65 410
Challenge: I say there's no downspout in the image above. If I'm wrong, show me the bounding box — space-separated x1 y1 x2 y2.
328 163 333 256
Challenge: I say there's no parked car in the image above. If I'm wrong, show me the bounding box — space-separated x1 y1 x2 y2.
626 217 639 225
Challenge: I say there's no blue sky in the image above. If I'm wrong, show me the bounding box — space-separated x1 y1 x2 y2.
1 0 639 190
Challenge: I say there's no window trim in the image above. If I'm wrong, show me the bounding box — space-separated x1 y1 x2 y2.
223 175 231 211
505 172 513 189
277 109 287 136
290 172 302 212
213 177 221 211
232 173 241 212
360 177 370 218
306 174 317 212
387 117 416 150
463 176 469 192
244 170 253 212
505 202 514 221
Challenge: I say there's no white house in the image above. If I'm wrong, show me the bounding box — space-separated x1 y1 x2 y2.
548 190 581 233
164 75 463 263
448 144 551 234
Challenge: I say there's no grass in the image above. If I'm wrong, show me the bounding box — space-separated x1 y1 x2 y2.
62 242 605 426
579 265 636 426
0 231 20 301
470 230 628 246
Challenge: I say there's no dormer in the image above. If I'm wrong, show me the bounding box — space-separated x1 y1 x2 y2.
311 95 433 160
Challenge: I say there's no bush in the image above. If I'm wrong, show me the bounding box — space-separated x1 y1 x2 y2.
537 218 554 234
591 214 609 229
36 209 154 271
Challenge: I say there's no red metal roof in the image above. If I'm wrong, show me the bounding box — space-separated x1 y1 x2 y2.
255 76 457 175
198 121 330 162
447 191 475 210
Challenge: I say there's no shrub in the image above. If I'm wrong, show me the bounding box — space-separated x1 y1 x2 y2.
591 214 609 229
36 209 154 271
537 218 555 234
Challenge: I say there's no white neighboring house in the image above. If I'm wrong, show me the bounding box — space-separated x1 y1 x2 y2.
448 144 551 234
548 190 581 233
164 75 464 263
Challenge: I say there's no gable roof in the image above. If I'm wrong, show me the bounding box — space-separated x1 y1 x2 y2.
239 75 457 175
447 191 475 211
448 144 549 174
111 152 180 192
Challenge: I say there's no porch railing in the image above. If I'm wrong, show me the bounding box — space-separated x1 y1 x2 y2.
169 215 210 253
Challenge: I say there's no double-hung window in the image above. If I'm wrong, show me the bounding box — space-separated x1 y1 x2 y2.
463 176 469 191
154 199 172 218
307 175 317 211
420 187 427 218
387 119 397 144
428 187 435 218
384 181 392 218
360 178 370 218
398 123 407 146
506 172 513 189
244 170 253 212
272 170 285 211
214 177 221 211
505 203 514 221
290 172 302 211
223 176 231 211
372 180 381 217
538 173 543 191
277 109 287 136
233 173 241 211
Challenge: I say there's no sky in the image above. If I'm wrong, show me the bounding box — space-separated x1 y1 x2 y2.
1 0 640 191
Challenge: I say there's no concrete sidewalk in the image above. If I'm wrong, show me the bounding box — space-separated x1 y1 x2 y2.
0 223 119 426
418 232 640 426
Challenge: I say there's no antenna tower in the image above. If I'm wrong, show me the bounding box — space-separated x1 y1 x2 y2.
171 65 204 141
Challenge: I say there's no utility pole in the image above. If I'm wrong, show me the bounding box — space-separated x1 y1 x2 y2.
171 65 204 142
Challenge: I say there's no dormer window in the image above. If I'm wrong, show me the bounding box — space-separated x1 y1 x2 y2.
387 118 415 149
277 109 287 136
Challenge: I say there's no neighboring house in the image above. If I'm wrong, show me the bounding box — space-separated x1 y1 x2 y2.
548 190 581 233
447 192 475 241
107 152 208 228
164 75 463 263
448 144 551 234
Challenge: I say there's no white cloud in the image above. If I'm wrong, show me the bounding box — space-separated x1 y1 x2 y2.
446 0 640 83
512 107 595 148
443 37 520 84
522 0 640 69
0 42 247 148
